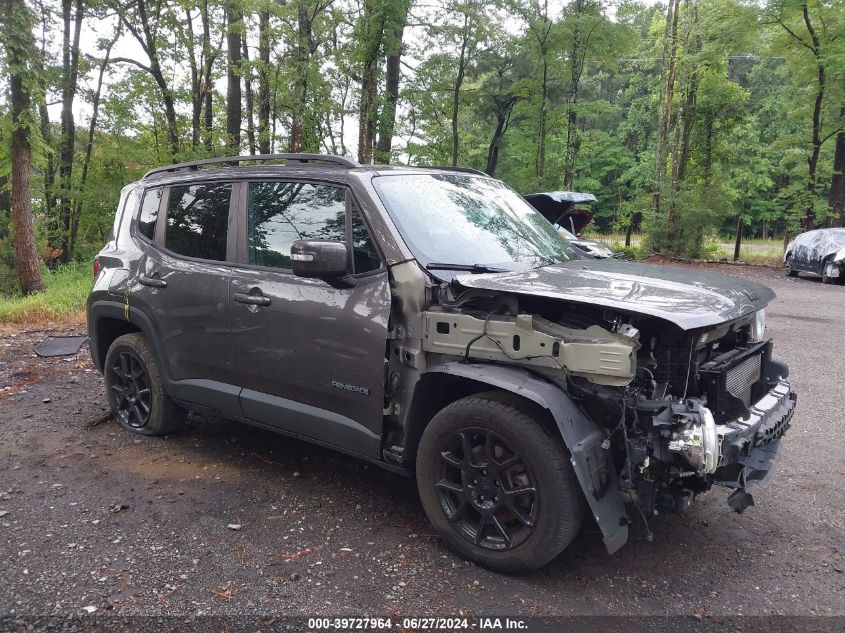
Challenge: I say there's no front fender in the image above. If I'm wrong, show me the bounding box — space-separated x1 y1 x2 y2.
424 362 629 554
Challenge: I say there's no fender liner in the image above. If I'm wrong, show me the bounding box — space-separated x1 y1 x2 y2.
425 362 629 554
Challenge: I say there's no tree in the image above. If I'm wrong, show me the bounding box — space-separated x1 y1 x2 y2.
766 0 843 230
110 0 182 158
225 1 243 150
2 0 44 294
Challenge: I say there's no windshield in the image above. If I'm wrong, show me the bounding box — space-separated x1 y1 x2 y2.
373 174 575 271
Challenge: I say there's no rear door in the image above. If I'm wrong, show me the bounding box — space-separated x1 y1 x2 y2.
130 180 239 414
229 179 390 458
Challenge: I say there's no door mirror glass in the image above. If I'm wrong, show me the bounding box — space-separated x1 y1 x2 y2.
291 240 349 278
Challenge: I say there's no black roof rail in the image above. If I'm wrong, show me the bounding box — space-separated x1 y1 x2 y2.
427 165 489 176
143 153 360 179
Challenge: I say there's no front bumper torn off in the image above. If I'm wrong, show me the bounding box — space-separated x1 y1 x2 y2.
713 379 796 511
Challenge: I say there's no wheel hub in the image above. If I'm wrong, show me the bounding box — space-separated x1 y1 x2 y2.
435 429 538 550
108 350 152 429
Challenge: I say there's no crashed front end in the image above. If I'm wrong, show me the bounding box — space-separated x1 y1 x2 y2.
619 333 795 519
422 281 795 548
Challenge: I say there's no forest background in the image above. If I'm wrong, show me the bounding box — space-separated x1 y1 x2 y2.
0 0 843 317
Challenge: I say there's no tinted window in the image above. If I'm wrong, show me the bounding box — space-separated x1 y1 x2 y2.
351 208 381 273
165 183 232 261
138 189 161 240
248 182 346 269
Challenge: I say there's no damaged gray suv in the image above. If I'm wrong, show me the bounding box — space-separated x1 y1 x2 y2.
88 154 796 572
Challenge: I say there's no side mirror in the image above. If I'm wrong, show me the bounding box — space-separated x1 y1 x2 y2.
291 240 349 278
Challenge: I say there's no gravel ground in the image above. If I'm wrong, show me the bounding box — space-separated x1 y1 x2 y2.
0 263 843 625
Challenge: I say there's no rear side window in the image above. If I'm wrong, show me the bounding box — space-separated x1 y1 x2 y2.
247 182 346 269
138 189 161 240
165 183 232 261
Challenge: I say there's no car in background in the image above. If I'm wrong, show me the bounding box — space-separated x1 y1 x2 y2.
524 191 617 259
784 228 845 284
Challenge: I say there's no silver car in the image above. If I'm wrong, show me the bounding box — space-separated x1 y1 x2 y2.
785 228 845 284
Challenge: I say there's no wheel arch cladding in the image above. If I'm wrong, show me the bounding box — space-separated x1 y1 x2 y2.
421 361 629 554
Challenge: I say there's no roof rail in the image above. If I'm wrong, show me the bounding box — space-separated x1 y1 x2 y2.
143 153 360 179
427 165 489 176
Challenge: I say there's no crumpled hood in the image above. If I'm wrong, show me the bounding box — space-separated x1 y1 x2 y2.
455 259 774 330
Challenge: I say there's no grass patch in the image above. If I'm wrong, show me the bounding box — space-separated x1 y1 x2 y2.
0 264 91 326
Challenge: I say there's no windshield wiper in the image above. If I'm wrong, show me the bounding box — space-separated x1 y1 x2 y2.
425 262 508 274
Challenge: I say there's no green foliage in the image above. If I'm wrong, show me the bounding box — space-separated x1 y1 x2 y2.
0 263 90 323
1 0 843 292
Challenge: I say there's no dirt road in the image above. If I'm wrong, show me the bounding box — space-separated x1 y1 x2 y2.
1 264 843 625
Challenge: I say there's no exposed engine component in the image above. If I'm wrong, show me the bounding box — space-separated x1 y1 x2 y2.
666 404 719 475
421 309 639 386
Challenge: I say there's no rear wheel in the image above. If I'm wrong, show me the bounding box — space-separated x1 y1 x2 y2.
104 333 187 435
416 394 584 573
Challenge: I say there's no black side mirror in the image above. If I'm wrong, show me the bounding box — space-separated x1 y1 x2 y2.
291 240 349 278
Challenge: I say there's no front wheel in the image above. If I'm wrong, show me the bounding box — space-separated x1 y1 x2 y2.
416 394 584 573
785 257 798 277
104 333 187 435
821 261 844 285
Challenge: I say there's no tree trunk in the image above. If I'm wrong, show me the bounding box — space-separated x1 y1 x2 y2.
115 0 181 157
802 1 824 231
357 0 386 164
226 2 243 151
57 0 84 264
653 0 680 213
70 20 120 258
536 56 547 179
375 20 406 164
201 0 214 152
242 36 256 154
733 213 743 261
451 13 471 167
485 97 516 176
257 8 271 154
289 0 311 153
185 8 202 149
830 102 845 224
562 0 585 189
5 0 44 294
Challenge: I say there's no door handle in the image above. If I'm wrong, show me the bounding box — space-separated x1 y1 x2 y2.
233 292 271 306
139 275 167 288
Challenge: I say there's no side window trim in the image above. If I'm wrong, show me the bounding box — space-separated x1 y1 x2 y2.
348 196 385 277
153 187 169 245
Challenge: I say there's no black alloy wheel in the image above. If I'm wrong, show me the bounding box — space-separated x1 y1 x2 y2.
436 428 538 551
417 394 584 572
108 350 152 428
104 333 187 435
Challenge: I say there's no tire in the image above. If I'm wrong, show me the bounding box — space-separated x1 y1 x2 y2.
785 257 798 277
104 333 187 435
416 393 584 573
821 261 842 285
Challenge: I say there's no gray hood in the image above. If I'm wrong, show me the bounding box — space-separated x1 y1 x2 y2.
455 259 774 330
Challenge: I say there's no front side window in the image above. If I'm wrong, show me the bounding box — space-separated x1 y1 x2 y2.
138 188 161 240
373 174 575 271
351 208 381 274
165 183 232 261
248 182 346 269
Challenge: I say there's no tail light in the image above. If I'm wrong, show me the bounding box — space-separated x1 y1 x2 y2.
93 258 100 277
